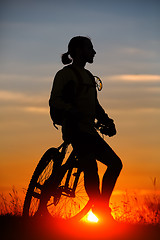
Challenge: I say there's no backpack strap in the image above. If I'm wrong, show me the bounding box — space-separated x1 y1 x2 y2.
85 69 97 87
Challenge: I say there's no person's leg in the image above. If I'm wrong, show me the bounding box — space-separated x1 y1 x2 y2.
87 135 123 222
71 133 101 203
81 152 101 202
95 135 123 206
71 132 123 221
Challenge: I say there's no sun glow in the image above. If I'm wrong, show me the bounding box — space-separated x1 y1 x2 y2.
86 210 99 223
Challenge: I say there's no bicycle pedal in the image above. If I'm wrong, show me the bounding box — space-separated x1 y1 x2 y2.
72 172 78 176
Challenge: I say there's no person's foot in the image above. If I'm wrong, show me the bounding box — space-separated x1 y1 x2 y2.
92 203 116 224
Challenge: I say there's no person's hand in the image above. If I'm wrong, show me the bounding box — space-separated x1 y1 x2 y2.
107 122 117 137
96 117 117 137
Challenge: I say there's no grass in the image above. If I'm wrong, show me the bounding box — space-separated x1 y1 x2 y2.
0 185 160 225
0 186 160 240
0 186 23 216
111 190 160 225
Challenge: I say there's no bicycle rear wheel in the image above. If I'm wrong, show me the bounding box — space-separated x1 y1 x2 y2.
23 147 60 217
23 148 91 220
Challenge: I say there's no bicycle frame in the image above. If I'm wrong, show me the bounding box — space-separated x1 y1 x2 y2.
53 142 82 199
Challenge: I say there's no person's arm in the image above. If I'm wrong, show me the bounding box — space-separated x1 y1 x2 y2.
95 99 112 123
95 99 116 136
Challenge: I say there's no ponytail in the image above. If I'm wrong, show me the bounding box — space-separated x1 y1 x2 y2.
61 52 72 65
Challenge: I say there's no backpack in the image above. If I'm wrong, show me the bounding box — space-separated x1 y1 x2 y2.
49 65 97 129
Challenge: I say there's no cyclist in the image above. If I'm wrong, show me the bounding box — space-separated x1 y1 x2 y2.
49 36 123 222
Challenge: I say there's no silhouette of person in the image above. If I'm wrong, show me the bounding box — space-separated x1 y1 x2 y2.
49 36 123 221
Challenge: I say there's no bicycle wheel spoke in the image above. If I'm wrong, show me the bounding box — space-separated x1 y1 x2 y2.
47 168 89 219
38 160 53 184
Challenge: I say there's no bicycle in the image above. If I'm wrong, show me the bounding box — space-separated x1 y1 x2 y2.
23 122 111 221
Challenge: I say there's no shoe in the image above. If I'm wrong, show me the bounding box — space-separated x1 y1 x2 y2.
92 204 116 225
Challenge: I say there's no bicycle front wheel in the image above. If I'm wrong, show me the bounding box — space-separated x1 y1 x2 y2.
47 166 91 220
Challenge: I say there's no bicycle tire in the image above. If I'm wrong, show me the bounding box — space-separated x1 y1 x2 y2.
23 148 91 220
23 147 60 217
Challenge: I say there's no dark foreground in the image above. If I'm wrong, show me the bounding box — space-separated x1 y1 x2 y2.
0 215 160 240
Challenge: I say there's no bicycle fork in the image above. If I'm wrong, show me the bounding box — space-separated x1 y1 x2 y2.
61 167 81 198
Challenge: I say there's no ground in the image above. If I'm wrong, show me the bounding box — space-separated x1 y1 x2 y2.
0 215 160 240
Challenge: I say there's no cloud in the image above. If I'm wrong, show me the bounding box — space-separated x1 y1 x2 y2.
24 106 48 114
120 46 158 58
0 90 47 104
0 90 26 101
0 90 49 115
146 87 160 93
99 74 160 112
107 74 160 82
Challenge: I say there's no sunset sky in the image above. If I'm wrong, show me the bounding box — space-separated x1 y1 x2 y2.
0 0 160 198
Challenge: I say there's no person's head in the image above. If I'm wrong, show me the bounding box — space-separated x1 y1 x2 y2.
61 36 96 65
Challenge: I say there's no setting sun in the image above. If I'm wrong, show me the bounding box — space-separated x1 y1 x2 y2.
86 210 99 223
